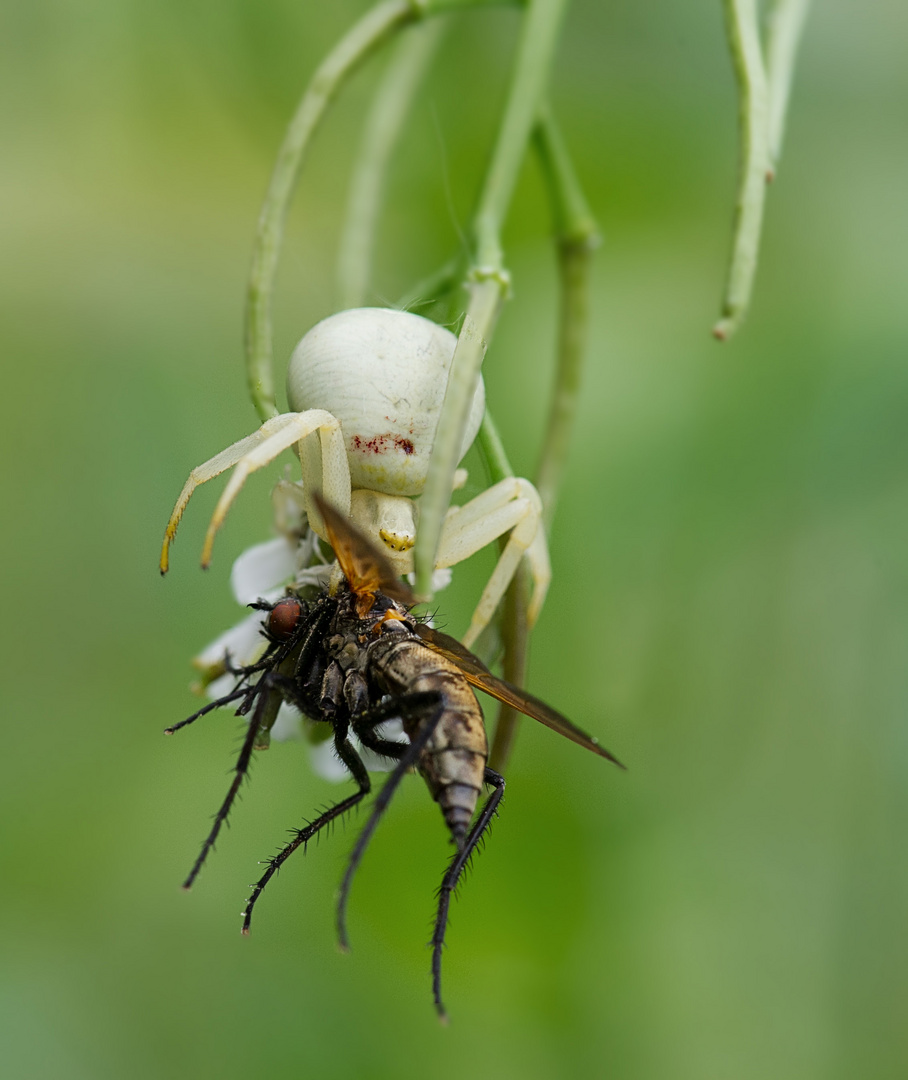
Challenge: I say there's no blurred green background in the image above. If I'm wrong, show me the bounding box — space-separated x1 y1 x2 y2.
2 1 906 1077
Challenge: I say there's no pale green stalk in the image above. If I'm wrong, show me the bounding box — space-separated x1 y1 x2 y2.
337 20 447 309
477 409 514 486
246 0 417 421
413 0 569 598
713 0 770 342
766 0 811 170
532 104 599 532
395 254 464 312
488 106 598 773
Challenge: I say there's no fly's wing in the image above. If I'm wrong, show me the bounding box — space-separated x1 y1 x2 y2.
414 624 625 768
312 492 415 608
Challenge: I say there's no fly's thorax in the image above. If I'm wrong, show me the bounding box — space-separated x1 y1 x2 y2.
325 589 415 675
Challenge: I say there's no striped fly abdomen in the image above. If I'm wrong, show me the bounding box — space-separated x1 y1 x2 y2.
369 635 488 849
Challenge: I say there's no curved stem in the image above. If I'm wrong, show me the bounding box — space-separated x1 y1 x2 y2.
487 560 529 771
337 20 447 309
713 0 770 342
245 0 525 421
414 0 569 598
477 409 514 486
415 276 504 602
766 0 811 171
533 104 599 531
488 106 598 772
246 0 419 421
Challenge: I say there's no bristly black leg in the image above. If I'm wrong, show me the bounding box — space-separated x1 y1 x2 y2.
431 767 505 1023
168 601 331 736
181 674 282 890
164 685 249 735
354 722 408 763
241 722 372 935
292 603 333 681
336 691 444 951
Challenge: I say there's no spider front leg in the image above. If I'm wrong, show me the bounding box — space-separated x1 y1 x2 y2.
160 409 352 572
436 477 551 648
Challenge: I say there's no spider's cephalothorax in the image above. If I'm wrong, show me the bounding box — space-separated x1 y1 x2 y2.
168 497 623 1021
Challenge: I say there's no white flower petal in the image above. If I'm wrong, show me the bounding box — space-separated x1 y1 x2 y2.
308 738 355 783
407 567 453 593
270 702 305 742
307 719 409 783
205 672 239 701
231 538 297 605
194 609 267 671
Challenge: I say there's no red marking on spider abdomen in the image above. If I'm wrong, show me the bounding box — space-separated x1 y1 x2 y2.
351 434 415 456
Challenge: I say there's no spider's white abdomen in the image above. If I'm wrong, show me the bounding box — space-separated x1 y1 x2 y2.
286 308 485 497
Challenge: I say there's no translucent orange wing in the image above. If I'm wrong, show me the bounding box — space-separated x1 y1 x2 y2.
414 624 625 768
313 493 415 611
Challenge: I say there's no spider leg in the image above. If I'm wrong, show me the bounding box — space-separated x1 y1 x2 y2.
241 721 371 935
336 690 444 951
436 478 551 648
164 685 250 735
431 767 505 1023
160 413 304 572
201 410 349 568
181 674 281 890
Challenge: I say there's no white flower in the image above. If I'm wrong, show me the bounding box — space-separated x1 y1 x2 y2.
230 537 297 605
268 702 408 782
408 566 453 593
192 537 299 686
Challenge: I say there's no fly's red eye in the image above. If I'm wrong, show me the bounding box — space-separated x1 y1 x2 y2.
267 598 304 640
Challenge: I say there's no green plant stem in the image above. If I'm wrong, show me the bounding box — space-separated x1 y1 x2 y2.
413 0 569 598
477 409 514 485
246 0 417 421
337 20 447 309
487 560 530 771
713 0 770 342
414 276 504 599
765 0 811 170
532 105 599 532
477 408 527 771
395 254 465 311
488 107 597 773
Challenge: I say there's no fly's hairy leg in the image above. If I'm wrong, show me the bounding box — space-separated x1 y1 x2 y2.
181 675 280 890
164 685 250 736
336 690 445 951
180 604 330 888
241 720 371 935
166 638 287 736
431 767 505 1023
355 724 409 762
166 600 319 737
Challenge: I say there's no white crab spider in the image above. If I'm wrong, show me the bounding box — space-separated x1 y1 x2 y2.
161 307 550 648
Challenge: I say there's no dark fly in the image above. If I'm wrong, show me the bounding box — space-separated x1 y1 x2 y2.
167 495 624 1020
